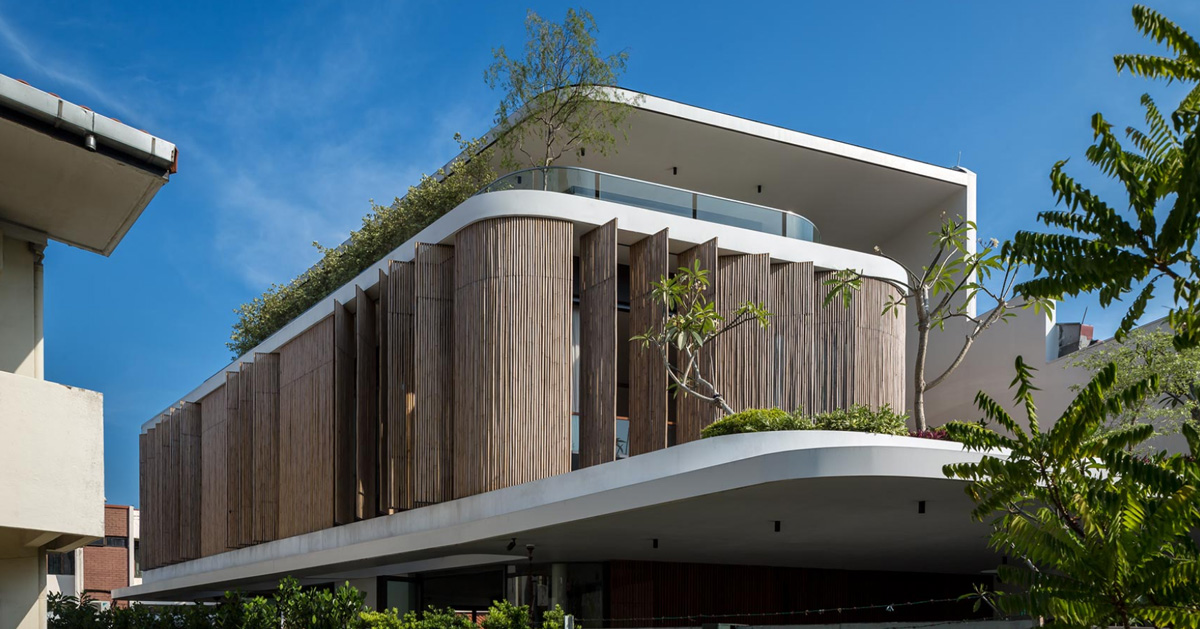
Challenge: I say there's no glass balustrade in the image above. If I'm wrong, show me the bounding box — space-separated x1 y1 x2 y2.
477 166 820 242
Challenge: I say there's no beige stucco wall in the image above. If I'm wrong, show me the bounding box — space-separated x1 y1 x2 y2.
0 370 104 537
0 536 46 629
0 233 39 377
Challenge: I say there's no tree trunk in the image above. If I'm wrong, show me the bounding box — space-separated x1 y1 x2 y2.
913 324 930 432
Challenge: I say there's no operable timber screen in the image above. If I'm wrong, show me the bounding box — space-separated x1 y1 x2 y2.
139 218 906 570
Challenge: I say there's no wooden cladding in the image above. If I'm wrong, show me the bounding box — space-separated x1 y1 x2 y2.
628 229 670 456
453 217 574 497
711 254 774 412
674 238 719 444
383 261 415 511
279 316 335 538
139 218 908 570
414 244 455 505
355 286 378 520
814 272 905 413
253 353 280 542
578 220 618 467
771 262 815 413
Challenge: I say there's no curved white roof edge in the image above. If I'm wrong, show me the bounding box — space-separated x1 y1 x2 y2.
118 431 988 598
142 191 905 432
0 73 177 170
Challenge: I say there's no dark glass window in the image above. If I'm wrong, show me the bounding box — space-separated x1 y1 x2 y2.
48 552 75 575
105 536 129 548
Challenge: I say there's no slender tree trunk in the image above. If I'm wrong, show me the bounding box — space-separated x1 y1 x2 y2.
914 323 930 432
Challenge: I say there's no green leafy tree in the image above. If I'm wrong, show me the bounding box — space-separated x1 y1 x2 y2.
1069 326 1200 438
482 600 531 629
943 358 1200 629
274 577 366 629
824 215 1050 430
1008 5 1200 350
228 137 495 357
486 8 638 171
632 261 770 416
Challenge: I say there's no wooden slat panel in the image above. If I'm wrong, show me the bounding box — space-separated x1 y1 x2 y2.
628 229 669 456
814 273 906 413
138 431 149 568
376 268 390 515
674 238 719 443
253 353 280 542
143 427 156 569
771 262 815 414
711 254 774 413
278 316 336 538
355 286 378 520
165 409 180 565
333 300 356 525
199 384 230 557
224 370 241 548
179 402 202 561
579 219 618 467
414 244 454 505
237 362 255 546
453 217 573 497
385 260 416 511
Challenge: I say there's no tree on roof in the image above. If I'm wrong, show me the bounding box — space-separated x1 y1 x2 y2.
486 8 639 172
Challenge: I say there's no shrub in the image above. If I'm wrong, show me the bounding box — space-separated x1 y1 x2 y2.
227 137 496 358
700 408 811 438
810 404 908 435
481 600 530 629
701 404 909 438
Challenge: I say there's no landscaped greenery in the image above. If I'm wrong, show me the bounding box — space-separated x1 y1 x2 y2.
943 358 1200 628
226 138 495 357
49 578 569 629
699 404 909 439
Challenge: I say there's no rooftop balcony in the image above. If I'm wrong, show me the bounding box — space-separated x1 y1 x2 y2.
477 166 820 242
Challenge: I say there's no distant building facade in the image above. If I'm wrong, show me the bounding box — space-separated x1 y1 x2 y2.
48 506 142 609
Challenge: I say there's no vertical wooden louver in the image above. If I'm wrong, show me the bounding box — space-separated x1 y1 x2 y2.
237 362 255 547
414 244 455 505
355 286 378 520
579 219 618 467
710 254 774 413
453 217 573 497
384 260 416 511
138 431 149 568
813 272 905 413
628 229 670 455
376 268 390 515
771 262 815 414
179 402 202 561
224 370 242 548
199 384 230 556
333 301 356 525
252 353 280 542
674 238 719 443
278 316 336 538
164 408 180 564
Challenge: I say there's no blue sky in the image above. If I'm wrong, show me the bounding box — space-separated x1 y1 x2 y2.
2 1 1196 507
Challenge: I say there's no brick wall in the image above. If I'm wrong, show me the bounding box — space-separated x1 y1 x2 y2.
84 505 131 606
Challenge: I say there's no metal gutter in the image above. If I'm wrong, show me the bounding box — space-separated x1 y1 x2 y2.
0 73 177 172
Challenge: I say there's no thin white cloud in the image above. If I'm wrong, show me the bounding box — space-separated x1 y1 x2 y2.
0 13 139 122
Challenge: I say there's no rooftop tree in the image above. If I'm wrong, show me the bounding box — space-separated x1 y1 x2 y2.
486 8 639 172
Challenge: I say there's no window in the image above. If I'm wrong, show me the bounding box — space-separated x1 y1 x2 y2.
134 540 141 577
47 552 75 575
105 536 128 548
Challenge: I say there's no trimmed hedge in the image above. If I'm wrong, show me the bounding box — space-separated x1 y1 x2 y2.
700 404 909 439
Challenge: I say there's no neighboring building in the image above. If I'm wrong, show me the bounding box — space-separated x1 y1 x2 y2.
121 91 1082 625
47 506 142 609
0 73 175 629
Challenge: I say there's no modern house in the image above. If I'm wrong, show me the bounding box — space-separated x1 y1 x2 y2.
47 505 143 609
122 91 1072 626
0 74 175 628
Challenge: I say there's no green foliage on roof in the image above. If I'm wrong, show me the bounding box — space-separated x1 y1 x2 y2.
226 137 495 358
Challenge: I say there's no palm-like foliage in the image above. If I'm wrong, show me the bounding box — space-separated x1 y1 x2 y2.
1008 5 1200 350
943 358 1200 629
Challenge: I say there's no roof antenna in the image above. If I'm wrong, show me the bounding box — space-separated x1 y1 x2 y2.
956 151 962 169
